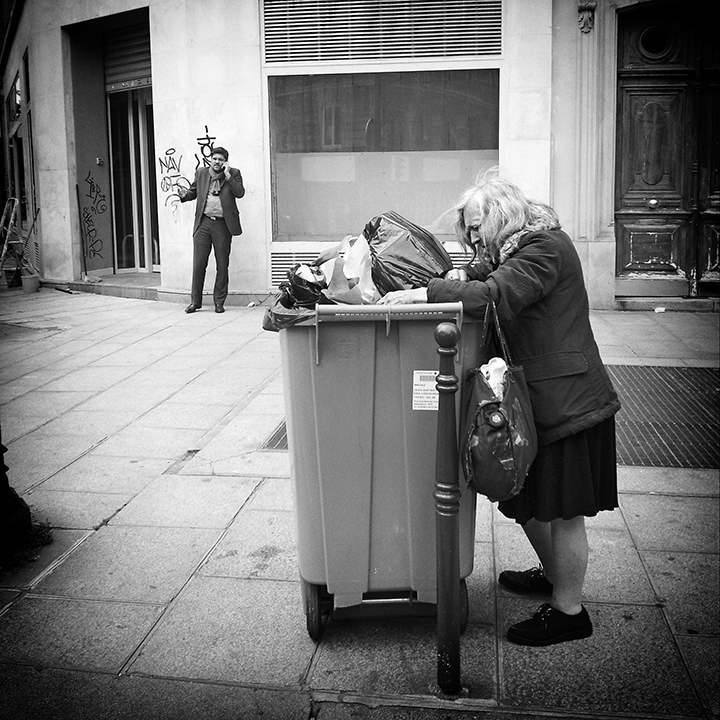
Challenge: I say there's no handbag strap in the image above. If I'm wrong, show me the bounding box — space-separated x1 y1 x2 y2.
481 300 514 367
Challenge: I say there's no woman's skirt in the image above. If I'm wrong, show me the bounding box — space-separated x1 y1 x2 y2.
498 415 619 525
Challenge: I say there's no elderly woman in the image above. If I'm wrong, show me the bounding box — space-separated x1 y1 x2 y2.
379 172 620 646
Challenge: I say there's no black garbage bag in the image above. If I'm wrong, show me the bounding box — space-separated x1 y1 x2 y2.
262 286 315 332
262 264 328 332
363 211 454 296
285 263 327 308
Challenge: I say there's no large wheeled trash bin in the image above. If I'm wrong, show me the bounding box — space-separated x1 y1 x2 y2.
279 303 479 640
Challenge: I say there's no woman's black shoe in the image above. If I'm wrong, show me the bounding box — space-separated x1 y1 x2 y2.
499 566 553 595
507 603 593 646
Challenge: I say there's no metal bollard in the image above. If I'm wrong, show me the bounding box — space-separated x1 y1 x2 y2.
433 321 462 696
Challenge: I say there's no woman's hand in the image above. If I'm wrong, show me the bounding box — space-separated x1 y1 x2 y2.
377 287 428 305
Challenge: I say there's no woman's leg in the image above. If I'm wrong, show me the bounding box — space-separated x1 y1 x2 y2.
548 515 588 615
520 518 555 582
519 515 588 614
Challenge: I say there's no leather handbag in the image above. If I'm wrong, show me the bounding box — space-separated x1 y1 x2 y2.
461 301 538 502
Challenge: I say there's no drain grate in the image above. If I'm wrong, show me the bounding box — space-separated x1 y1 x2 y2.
607 365 719 469
261 422 288 451
262 366 719 469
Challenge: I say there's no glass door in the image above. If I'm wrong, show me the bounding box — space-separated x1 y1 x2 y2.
108 87 159 273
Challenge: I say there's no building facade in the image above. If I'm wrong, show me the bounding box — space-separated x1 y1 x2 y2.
1 0 717 309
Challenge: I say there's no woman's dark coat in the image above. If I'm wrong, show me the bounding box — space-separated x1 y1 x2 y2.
427 230 620 445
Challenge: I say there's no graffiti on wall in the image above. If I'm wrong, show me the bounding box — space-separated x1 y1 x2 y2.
158 148 189 213
80 170 107 259
158 126 217 216
194 126 216 168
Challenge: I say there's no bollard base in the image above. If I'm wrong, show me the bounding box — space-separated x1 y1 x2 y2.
428 683 470 701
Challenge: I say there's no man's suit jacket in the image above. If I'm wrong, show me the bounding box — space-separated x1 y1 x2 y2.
182 166 245 236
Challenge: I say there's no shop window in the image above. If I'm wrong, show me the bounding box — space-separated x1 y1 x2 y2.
23 51 30 104
5 74 21 126
269 70 499 243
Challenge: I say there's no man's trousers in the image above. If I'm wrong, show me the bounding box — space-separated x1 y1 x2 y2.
191 215 232 307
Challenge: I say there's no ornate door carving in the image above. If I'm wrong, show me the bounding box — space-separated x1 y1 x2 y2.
615 2 718 297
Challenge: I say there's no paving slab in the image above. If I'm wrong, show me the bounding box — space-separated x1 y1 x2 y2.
642 549 720 634
37 365 140 393
0 528 89 590
0 366 79 399
33 525 222 603
170 366 279 406
123 365 207 389
134 400 235 430
92 425 208 460
181 412 288 477
3 431 108 493
243 476 295 512
473 497 492 543
620 494 719 553
201 508 297 580
498 597 703 717
677 635 720 717
465 544 495 626
0 595 163 673
74 384 178 415
0 665 312 720
128 576 316 686
110 474 259 528
86 345 170 367
1 293 717 719
31 408 140 438
23 488 136 530
311 616 497 701
0 590 19 611
492 520 657 607
1 389 94 420
37 454 172 495
618 465 719 495
0 411 50 443
313 706 550 720
584 526 657 603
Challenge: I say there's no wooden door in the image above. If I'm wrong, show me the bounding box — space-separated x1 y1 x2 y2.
615 2 719 297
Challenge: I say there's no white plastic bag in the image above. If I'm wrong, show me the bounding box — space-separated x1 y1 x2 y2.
320 235 379 305
480 357 508 400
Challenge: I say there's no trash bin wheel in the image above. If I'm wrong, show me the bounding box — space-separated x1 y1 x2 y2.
460 578 469 634
301 578 332 641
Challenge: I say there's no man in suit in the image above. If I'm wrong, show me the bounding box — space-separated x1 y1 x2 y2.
178 146 245 313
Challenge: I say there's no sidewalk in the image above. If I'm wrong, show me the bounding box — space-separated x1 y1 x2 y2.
0 287 718 720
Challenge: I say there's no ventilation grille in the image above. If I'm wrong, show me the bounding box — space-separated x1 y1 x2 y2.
270 249 474 288
263 0 502 64
271 252 319 287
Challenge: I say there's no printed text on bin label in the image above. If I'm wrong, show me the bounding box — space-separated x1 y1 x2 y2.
412 370 439 411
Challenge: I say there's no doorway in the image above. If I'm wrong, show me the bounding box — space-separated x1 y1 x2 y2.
614 2 719 298
108 87 159 273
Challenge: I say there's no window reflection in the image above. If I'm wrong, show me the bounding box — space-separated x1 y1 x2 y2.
270 70 499 242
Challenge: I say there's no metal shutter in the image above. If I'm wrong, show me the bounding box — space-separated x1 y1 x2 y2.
104 24 152 93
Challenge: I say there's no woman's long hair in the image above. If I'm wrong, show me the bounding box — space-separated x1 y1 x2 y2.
455 169 560 265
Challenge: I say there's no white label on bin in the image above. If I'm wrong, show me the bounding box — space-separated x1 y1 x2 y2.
412 370 439 411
